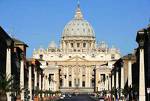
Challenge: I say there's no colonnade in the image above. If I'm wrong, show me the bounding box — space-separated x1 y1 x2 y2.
59 65 93 88
110 57 133 99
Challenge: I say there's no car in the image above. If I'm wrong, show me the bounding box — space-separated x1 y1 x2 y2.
64 94 72 99
60 94 65 99
98 97 104 101
67 94 72 98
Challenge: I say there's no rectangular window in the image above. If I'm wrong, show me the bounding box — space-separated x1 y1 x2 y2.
101 74 105 82
77 43 80 47
111 54 115 59
82 81 85 87
71 43 73 48
39 54 43 60
69 81 72 87
83 43 86 47
91 79 95 87
60 79 63 87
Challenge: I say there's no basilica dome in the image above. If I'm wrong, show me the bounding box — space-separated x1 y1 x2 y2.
62 5 95 37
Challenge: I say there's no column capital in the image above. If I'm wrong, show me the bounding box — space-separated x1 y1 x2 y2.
28 61 33 67
120 60 124 67
6 39 12 48
111 69 115 75
136 29 146 48
20 52 24 60
115 66 119 72
128 54 132 60
146 27 150 43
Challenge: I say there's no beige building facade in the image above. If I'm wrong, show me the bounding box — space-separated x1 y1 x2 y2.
33 4 121 93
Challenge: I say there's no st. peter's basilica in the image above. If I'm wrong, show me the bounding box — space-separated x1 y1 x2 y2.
33 4 121 93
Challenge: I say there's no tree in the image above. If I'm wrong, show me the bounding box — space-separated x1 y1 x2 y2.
0 74 15 101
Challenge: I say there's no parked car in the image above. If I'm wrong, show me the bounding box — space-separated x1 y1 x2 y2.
64 94 72 99
60 94 65 99
98 97 104 101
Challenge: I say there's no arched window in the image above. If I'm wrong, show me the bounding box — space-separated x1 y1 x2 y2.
83 29 85 32
39 54 43 60
83 43 86 47
77 43 80 47
40 54 43 60
71 43 73 48
111 54 115 59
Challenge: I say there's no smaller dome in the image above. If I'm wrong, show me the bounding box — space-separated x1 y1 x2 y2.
48 41 57 48
37 46 45 53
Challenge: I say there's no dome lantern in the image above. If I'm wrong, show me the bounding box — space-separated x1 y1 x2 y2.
74 2 83 20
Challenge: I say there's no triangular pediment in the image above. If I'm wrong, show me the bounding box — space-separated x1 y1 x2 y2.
65 55 88 62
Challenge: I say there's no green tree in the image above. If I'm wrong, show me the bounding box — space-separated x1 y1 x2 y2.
0 74 14 101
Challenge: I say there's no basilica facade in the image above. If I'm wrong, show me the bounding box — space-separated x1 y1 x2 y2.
33 4 121 93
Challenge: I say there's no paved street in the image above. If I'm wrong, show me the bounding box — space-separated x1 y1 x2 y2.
57 94 96 101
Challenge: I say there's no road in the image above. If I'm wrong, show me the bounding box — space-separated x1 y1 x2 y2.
57 94 96 101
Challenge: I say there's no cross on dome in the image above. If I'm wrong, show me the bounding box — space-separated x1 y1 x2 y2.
74 1 83 20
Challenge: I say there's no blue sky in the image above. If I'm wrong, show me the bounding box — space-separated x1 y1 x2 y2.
0 0 150 57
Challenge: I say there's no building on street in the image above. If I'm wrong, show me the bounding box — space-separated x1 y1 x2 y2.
33 4 121 93
110 24 150 101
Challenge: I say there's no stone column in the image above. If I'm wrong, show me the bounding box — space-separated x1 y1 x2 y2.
121 64 124 96
112 74 114 88
91 42 93 49
116 69 119 100
34 67 37 89
105 75 109 90
88 68 91 87
64 41 67 53
47 75 50 90
39 73 42 90
42 75 45 97
80 68 82 87
20 53 24 101
28 65 32 101
66 67 69 87
45 75 49 90
62 41 65 52
85 67 88 87
99 74 102 91
139 49 145 101
72 67 75 87
63 68 66 87
66 42 68 53
136 30 146 101
108 75 111 91
42 75 45 90
116 70 119 90
128 54 132 87
55 69 59 91
54 73 56 91
6 47 11 101
95 67 98 92
6 48 11 77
